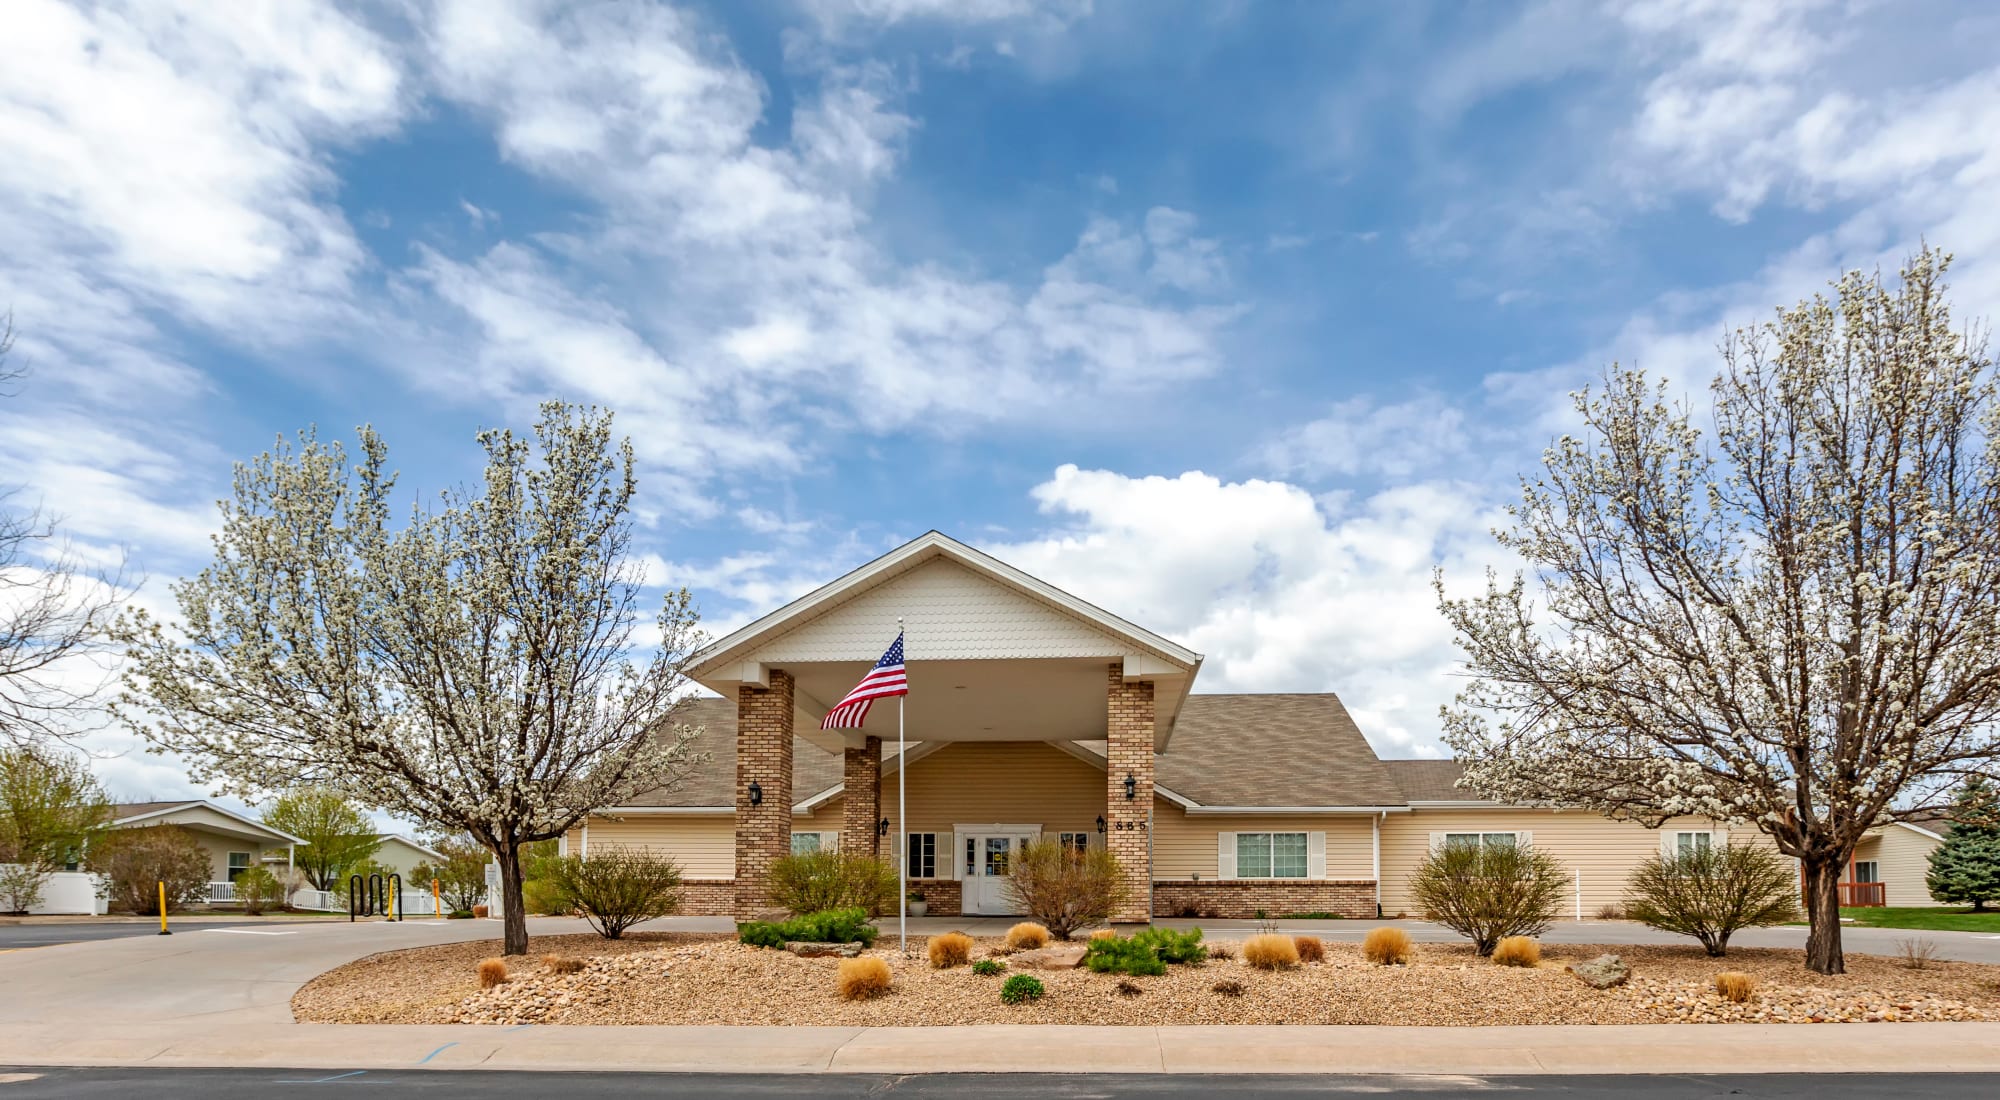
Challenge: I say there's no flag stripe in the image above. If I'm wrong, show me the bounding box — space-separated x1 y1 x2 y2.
820 632 908 730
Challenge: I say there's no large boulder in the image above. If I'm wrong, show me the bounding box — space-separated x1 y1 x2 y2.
786 941 864 958
1010 944 1088 970
1567 954 1631 989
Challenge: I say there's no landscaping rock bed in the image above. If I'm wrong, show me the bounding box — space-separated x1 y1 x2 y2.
292 933 2000 1027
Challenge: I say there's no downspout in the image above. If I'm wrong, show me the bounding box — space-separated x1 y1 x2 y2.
581 821 590 858
1372 812 1383 919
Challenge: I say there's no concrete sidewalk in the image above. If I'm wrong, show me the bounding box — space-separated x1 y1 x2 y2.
4 1020 2000 1076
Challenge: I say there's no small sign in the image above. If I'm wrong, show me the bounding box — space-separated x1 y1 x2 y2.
484 862 501 888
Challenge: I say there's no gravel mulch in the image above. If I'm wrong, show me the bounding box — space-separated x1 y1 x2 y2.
292 934 2000 1027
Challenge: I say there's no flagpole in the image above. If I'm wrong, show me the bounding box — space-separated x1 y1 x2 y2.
898 616 907 956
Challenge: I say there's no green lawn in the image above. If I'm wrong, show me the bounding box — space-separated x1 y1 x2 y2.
1836 906 2000 932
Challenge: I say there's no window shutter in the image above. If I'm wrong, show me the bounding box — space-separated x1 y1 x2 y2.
1307 832 1327 879
1713 826 1729 847
1516 831 1532 849
1660 832 1677 857
1428 832 1445 854
822 831 841 853
1217 833 1236 879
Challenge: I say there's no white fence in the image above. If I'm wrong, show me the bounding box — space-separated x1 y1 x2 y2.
286 885 465 917
2 868 106 915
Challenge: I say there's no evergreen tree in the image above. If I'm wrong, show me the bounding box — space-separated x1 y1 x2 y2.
1925 777 2000 911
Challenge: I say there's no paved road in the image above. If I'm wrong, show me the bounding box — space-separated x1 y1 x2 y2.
2 1068 1998 1098
0 921 298 950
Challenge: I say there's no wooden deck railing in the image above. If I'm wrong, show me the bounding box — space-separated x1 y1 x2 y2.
1838 881 1886 907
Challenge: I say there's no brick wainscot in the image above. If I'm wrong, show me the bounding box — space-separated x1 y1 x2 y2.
1152 880 1376 920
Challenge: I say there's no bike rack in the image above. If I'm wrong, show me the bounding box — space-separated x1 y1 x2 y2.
347 871 405 921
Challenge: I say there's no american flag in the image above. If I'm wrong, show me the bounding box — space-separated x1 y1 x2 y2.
820 632 908 729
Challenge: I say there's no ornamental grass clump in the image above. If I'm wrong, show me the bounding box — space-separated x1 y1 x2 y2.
1410 841 1568 956
837 957 892 1001
541 955 585 975
928 931 973 969
1622 843 1802 957
1242 933 1299 970
1005 921 1051 951
1491 936 1540 967
1000 974 1045 1004
1362 926 1411 966
478 958 508 989
1293 935 1325 963
1713 971 1757 1003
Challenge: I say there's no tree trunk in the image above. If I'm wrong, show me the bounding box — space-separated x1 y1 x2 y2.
1801 857 1846 975
498 841 528 956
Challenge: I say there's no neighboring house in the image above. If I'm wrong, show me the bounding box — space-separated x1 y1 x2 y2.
1851 821 1948 907
109 801 303 906
559 531 1930 919
259 832 443 883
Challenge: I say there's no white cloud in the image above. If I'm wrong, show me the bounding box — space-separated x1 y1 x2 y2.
1262 395 1476 482
989 465 1514 755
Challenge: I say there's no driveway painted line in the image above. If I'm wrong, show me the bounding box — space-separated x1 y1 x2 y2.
200 929 299 936
416 1042 458 1065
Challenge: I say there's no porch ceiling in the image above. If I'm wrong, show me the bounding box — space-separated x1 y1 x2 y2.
763 656 1183 754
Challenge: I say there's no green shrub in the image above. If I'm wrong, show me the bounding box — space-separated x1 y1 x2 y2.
1623 842 1802 956
738 907 879 948
1083 935 1166 976
1132 926 1206 964
233 865 284 915
971 959 1004 976
448 909 474 920
521 876 568 915
1410 840 1569 956
542 847 684 939
767 850 900 916
1000 974 1045 1004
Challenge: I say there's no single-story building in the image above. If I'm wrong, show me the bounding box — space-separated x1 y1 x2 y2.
259 832 443 882
108 800 303 906
562 531 1942 919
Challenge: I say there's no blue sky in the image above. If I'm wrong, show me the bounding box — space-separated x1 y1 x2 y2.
5 0 2000 802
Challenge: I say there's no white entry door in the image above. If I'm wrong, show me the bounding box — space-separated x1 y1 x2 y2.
958 830 1037 915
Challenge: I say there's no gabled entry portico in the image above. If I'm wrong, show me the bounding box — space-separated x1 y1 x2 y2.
686 532 1203 922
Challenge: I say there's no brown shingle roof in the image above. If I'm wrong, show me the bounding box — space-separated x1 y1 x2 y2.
1152 694 1405 807
1381 759 1490 802
111 800 202 821
615 695 845 808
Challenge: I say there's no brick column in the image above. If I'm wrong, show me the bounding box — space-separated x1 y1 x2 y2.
841 736 883 858
1106 661 1155 924
734 669 794 918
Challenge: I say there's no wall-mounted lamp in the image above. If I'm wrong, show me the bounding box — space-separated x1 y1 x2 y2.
1123 773 1137 800
1095 815 1106 834
877 817 891 837
748 780 763 806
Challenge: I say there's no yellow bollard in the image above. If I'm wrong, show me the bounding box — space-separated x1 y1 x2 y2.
433 878 441 917
388 885 396 922
157 881 170 935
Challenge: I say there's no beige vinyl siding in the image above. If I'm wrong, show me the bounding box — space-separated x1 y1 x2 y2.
883 741 1107 879
1152 807 1373 880
1857 826 1944 907
569 803 847 878
1380 809 1764 915
187 832 264 884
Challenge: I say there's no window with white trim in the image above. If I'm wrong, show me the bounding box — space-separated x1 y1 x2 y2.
1674 831 1714 857
1853 861 1879 884
1236 832 1308 878
227 851 252 882
1443 832 1520 851
790 833 822 855
1057 832 1091 857
906 833 937 878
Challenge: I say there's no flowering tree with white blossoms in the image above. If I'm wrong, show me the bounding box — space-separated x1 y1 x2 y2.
116 403 704 955
1439 247 2000 975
